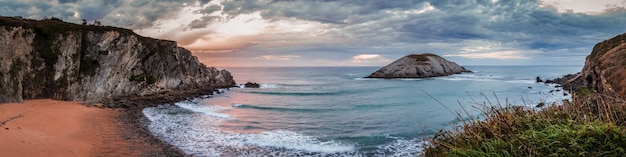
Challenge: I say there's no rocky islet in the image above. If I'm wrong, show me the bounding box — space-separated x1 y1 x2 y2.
366 53 471 78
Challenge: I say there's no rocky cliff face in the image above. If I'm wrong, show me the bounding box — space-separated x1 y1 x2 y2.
0 17 235 103
366 53 470 78
574 33 626 98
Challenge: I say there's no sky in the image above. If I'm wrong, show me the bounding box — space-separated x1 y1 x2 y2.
2 0 626 67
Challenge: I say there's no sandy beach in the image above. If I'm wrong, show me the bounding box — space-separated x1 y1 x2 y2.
0 99 170 157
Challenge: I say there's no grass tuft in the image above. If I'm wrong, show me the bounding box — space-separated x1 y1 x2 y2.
425 89 626 156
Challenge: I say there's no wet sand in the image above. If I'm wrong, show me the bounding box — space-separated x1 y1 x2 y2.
0 99 183 156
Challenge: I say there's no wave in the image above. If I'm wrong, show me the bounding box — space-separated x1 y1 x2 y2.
260 83 282 88
504 80 536 84
353 78 423 81
372 137 426 157
244 91 337 96
142 105 357 156
243 130 355 153
175 102 230 119
353 78 382 81
437 74 501 81
232 104 336 113
238 83 283 88
438 74 538 84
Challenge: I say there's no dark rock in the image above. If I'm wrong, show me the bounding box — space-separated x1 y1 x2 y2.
366 53 471 78
536 76 543 83
545 72 584 94
536 102 545 108
244 82 261 88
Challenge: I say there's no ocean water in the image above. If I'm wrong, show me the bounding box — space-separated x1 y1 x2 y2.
142 66 581 156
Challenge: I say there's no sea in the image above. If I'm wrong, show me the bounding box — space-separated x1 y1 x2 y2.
142 65 582 157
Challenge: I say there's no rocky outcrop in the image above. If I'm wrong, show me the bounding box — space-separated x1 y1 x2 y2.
548 32 626 99
244 82 261 88
366 53 470 78
0 16 235 103
574 33 626 98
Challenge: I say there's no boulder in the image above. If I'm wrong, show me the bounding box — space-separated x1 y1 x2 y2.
366 53 471 78
244 82 261 88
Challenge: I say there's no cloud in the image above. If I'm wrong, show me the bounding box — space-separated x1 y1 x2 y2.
352 54 391 63
4 0 626 66
254 55 301 61
0 0 197 29
445 51 532 59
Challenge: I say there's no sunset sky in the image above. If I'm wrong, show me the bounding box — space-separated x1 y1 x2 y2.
2 0 626 67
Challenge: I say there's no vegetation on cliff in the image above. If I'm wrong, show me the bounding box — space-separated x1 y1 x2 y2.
425 32 626 156
424 91 626 156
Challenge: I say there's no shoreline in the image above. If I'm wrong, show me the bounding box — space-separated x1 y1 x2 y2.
0 99 185 156
0 85 233 156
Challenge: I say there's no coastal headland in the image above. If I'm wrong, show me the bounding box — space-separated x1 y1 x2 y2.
0 16 235 156
0 99 175 156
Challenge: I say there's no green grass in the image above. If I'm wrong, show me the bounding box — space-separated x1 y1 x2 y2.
424 90 626 156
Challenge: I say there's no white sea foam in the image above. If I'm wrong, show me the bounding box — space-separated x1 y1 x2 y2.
437 74 501 82
232 103 244 107
175 102 230 118
142 104 358 157
244 130 355 153
399 78 422 81
260 83 282 88
353 78 382 81
373 137 427 157
505 79 535 84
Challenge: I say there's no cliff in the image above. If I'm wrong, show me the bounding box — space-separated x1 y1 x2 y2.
0 16 235 103
366 53 470 78
575 33 626 98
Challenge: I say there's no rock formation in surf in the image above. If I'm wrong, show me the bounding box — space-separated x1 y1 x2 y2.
366 53 470 78
0 16 235 103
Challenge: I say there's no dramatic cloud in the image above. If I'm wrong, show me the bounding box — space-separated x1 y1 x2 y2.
3 0 626 66
352 54 391 63
445 51 533 60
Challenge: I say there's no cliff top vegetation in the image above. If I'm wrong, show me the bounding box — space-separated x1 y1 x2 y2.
424 88 626 156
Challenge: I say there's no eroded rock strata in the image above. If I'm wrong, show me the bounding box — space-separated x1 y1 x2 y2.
0 16 235 103
549 33 626 99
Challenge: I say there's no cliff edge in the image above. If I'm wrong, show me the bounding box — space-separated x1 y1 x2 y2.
366 53 470 78
0 16 235 103
549 32 626 99
580 33 626 98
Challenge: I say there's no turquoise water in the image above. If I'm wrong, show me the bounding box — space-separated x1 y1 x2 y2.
143 66 581 156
